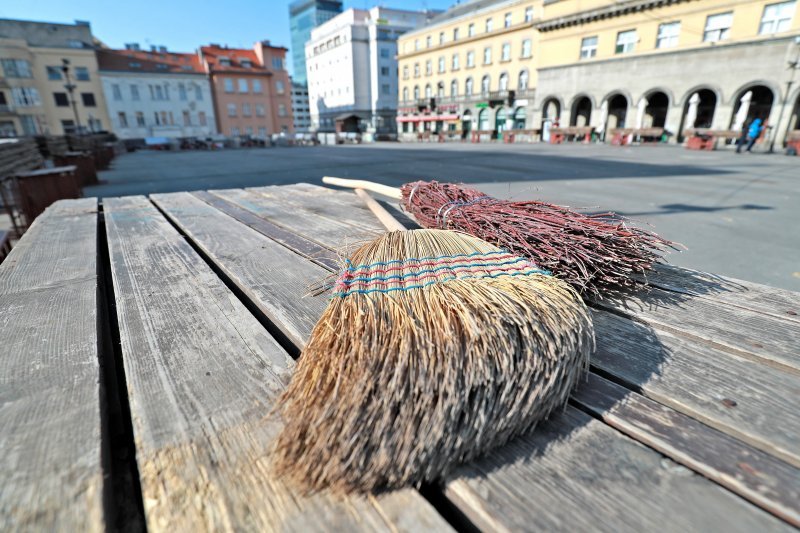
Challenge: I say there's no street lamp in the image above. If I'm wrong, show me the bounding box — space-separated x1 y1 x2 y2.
769 36 800 153
61 58 82 134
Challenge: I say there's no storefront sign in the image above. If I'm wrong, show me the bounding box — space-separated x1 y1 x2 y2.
515 99 529 106
475 102 489 108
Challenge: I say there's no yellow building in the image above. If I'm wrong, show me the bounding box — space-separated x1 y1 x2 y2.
533 0 800 145
397 0 540 139
0 19 110 137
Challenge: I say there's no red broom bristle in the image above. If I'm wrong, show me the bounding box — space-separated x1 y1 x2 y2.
400 180 676 294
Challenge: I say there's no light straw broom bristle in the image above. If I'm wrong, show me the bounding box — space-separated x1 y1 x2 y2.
273 229 594 494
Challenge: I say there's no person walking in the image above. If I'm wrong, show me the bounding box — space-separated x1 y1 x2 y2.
736 118 763 153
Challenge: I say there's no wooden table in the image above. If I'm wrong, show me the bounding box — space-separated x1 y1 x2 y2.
2 184 799 532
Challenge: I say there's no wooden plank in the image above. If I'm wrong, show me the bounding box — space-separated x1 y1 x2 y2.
592 287 800 374
590 309 800 468
0 198 104 531
641 264 800 324
444 407 791 532
573 374 800 527
105 195 450 532
207 188 377 254
157 186 795 531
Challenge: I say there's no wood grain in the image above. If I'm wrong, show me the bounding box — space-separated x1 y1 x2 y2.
105 195 450 532
0 198 104 532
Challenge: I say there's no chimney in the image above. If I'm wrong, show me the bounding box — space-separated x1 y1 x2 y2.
150 45 157 52
159 45 167 53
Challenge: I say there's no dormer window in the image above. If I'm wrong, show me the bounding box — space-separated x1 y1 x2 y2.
219 57 231 66
240 59 252 68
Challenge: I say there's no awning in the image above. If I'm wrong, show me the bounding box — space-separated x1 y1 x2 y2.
397 114 460 123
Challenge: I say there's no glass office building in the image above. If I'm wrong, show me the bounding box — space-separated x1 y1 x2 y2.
288 0 342 85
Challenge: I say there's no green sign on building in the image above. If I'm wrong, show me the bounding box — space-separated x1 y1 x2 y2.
475 102 489 108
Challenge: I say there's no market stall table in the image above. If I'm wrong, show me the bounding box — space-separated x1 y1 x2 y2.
1 184 798 532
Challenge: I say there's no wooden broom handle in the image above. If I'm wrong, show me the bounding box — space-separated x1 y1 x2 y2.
354 189 407 231
322 176 402 200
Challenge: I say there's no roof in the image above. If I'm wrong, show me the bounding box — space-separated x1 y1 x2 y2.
426 0 509 26
96 49 204 74
200 45 269 74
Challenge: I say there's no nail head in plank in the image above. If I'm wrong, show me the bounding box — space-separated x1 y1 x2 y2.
0 198 104 531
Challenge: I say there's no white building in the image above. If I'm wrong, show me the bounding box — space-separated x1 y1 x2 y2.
305 7 434 134
291 81 311 132
97 46 217 139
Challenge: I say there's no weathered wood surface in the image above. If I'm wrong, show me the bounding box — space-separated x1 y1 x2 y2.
444 408 791 532
0 198 105 531
105 195 450 532
574 374 800 527
163 188 795 531
590 309 800 468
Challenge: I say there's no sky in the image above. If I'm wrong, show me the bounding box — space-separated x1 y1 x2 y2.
0 0 456 76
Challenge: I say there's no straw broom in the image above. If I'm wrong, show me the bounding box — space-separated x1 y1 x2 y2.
322 177 675 294
273 189 594 494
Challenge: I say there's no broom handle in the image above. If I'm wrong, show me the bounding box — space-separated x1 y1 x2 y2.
322 176 402 200
354 189 407 231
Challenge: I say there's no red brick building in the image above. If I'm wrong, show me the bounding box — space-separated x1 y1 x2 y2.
200 42 293 137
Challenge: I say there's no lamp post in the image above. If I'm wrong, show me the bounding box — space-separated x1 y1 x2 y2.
61 58 82 134
768 36 800 153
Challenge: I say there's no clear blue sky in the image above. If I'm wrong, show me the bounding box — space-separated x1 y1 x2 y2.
0 0 455 75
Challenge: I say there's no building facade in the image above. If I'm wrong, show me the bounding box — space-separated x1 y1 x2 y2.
289 0 343 86
396 0 540 139
97 46 217 139
0 18 111 136
306 7 434 134
291 81 311 132
200 42 293 137
533 0 800 146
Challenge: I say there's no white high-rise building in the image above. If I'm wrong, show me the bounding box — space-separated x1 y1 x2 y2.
305 7 434 135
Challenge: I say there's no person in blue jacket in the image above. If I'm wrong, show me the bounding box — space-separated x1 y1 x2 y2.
736 118 763 153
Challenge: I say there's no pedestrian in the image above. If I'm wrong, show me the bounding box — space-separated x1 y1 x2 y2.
736 118 763 153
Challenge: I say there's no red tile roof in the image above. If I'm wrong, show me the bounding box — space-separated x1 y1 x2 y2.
200 46 270 73
96 49 205 74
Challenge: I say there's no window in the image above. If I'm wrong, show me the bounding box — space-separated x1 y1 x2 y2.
136 112 145 126
380 48 390 58
381 66 390 76
481 75 490 95
167 111 173 125
238 79 248 93
415 39 420 51
518 69 529 90
760 1 796 34
438 57 445 73
486 18 493 33
61 120 76 133
255 104 265 116
426 36 432 48
414 63 420 77
240 59 252 68
403 87 409 101
580 36 598 59
12 87 41 107
258 127 266 137
275 80 284 94
426 60 432 75
656 22 681 48
227 103 237 117
242 103 252 117
483 47 492 64
164 85 170 100
1 59 32 78
46 66 62 80
439 32 445 45
131 85 140 100
198 111 206 126
68 40 84 49
219 57 231 67
425 84 432 98
704 12 733 42
54 92 69 107
246 127 253 136
253 80 263 93
615 30 637 54
403 65 409 79
278 104 287 117
75 67 90 81
231 127 240 136
129 62 141 68
521 39 532 58
382 83 391 95
468 23 475 37
224 78 234 92
452 53 460 70
453 28 460 40
153 111 160 126
112 84 122 101
501 43 511 61
195 85 203 100
178 83 187 101
467 51 475 67
119 112 129 128
465 77 473 96
504 13 512 28
499 72 509 91
525 7 534 23
81 93 96 107
272 57 283 70
436 82 445 98
451 79 458 97
413 86 420 99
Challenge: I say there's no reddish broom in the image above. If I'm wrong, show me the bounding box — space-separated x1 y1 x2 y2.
273 191 594 494
322 177 675 294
